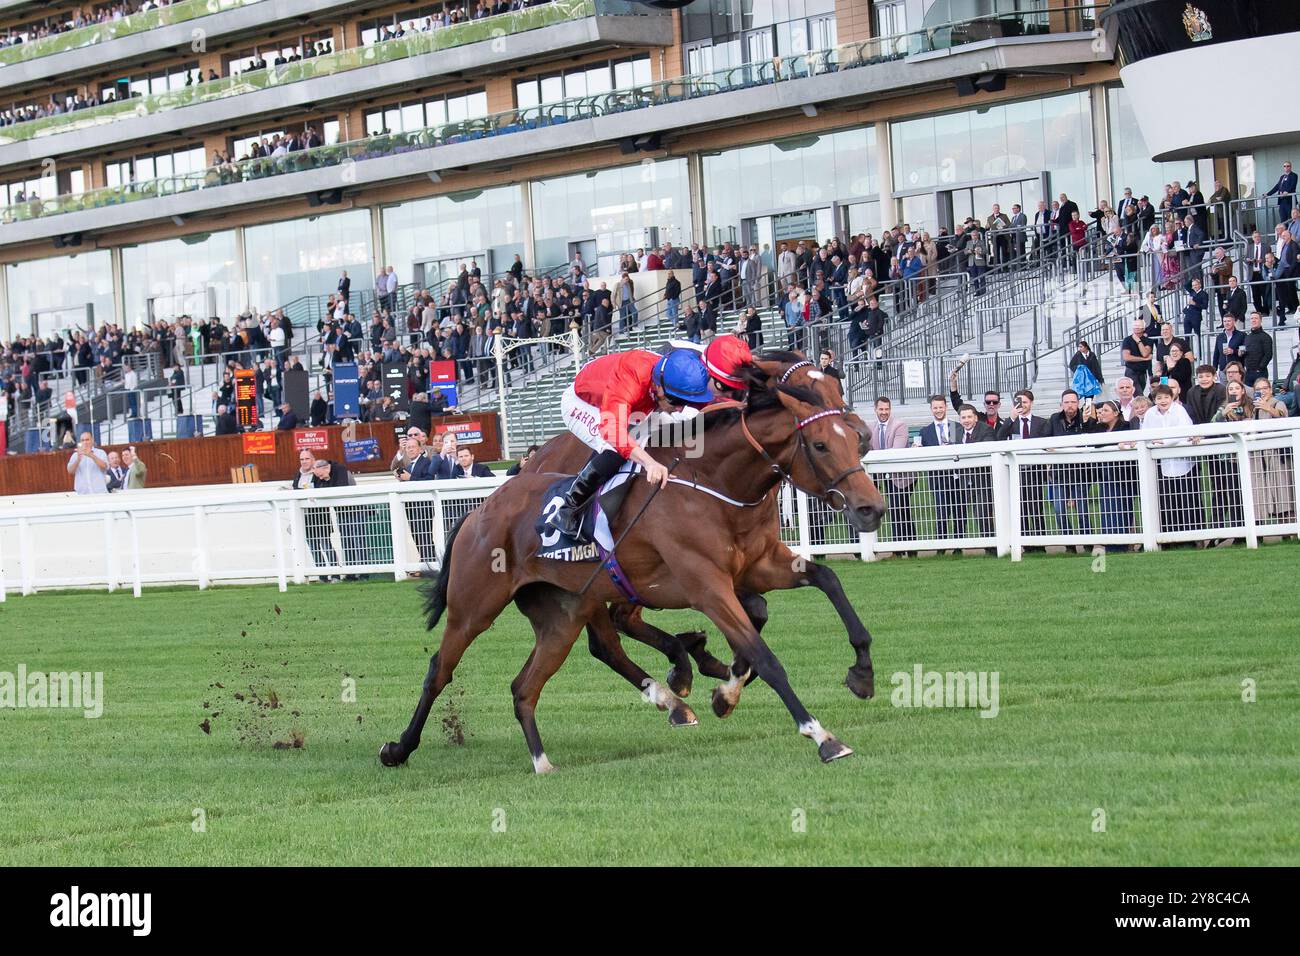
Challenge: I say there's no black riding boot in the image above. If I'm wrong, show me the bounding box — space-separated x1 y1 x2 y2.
547 449 624 537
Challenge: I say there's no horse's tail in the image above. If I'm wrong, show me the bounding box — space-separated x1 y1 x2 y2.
421 510 470 631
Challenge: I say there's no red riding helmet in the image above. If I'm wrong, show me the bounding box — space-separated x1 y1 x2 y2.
703 336 753 391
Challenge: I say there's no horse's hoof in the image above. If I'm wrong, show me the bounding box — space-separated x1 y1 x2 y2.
668 704 698 727
666 665 693 699
710 686 736 719
532 753 556 775
818 737 854 763
379 741 407 767
845 667 875 700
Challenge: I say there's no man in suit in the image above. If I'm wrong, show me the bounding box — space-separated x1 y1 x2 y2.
1115 187 1137 225
1009 203 1028 259
1047 390 1091 541
337 271 351 300
1220 276 1248 324
309 390 329 426
1245 230 1271 313
1032 200 1052 257
1136 196 1156 235
1057 193 1080 229
1211 314 1246 379
1185 274 1211 338
777 243 796 290
1240 311 1274 385
451 447 493 478
948 362 1006 432
919 395 960 542
1265 161 1297 222
1186 181 1208 234
121 447 147 490
275 402 299 430
954 404 996 543
1275 229 1298 320
865 396 914 546
214 403 239 435
996 389 1051 543
1207 179 1232 239
106 451 127 492
738 247 760 310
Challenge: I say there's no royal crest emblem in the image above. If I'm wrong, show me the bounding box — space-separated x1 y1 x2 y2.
1182 3 1212 43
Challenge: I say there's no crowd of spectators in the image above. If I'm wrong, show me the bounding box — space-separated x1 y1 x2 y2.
861 350 1295 558
0 1 175 53
365 0 553 45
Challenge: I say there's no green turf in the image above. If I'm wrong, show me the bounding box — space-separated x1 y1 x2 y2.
1 543 1297 866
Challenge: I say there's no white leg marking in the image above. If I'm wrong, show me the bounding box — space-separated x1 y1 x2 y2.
719 668 751 707
799 719 831 745
532 753 555 775
641 679 675 710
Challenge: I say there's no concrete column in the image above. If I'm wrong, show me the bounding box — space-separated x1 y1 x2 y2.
520 179 536 271
1089 84 1112 205
0 261 9 341
874 120 895 232
233 225 250 310
370 204 385 273
110 245 126 328
687 151 706 245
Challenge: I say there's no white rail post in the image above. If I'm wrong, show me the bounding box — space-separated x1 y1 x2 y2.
271 502 288 592
103 511 116 593
0 521 7 602
388 492 408 582
1292 428 1300 543
128 511 143 598
991 451 1012 558
289 498 307 584
795 487 811 560
1136 443 1161 552
193 505 209 590
1235 434 1258 550
1007 452 1023 561
18 516 33 596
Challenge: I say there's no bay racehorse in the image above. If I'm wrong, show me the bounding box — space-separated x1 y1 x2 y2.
379 356 885 772
521 352 882 713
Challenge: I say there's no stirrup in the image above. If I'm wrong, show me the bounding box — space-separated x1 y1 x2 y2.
547 504 582 537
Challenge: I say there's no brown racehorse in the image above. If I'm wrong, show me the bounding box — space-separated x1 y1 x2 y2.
379 356 885 772
522 353 882 713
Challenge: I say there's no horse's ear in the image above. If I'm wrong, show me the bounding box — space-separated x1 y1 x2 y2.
751 359 785 382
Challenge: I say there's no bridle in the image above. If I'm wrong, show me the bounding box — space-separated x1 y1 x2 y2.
734 362 864 512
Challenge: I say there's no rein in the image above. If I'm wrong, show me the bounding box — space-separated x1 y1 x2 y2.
736 379 862 512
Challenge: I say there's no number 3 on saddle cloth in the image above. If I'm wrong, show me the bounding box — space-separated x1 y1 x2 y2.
534 461 644 605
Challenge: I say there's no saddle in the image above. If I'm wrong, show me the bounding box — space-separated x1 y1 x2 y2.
534 462 638 562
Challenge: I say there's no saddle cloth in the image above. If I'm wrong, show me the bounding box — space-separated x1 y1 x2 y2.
534 461 638 562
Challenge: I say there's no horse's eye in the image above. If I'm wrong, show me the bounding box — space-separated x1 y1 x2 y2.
813 441 829 453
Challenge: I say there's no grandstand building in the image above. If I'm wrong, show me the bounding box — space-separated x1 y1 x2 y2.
0 0 1273 333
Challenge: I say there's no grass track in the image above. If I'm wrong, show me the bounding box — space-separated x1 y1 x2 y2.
1 542 1297 866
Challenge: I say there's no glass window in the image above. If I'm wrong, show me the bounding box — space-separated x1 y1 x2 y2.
515 81 540 110
1106 86 1196 204
893 115 938 190
244 209 374 308
122 231 240 327
6 250 116 337
382 185 526 288
541 74 565 104
874 0 907 37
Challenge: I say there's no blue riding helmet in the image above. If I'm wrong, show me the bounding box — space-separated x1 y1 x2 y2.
653 348 713 404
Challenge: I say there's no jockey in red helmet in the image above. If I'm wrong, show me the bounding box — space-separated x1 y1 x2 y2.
549 347 713 537
702 335 754 400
